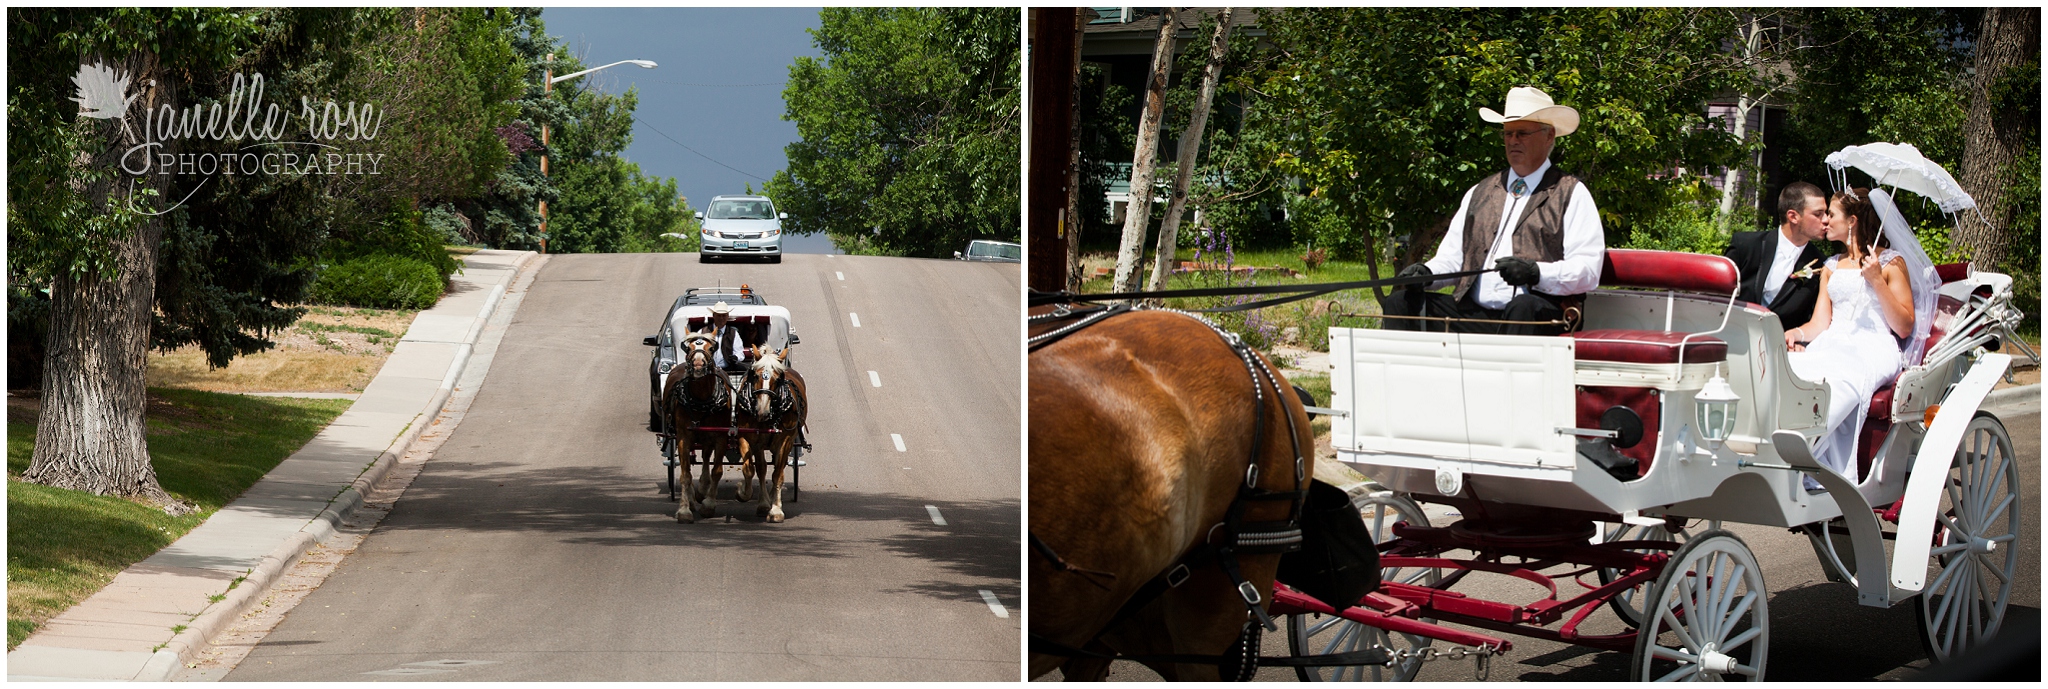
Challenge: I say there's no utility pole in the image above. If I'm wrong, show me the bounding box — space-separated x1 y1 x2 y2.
1028 8 1082 293
540 54 552 254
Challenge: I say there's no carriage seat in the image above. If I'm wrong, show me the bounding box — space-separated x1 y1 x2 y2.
1567 250 1736 368
1568 251 1740 480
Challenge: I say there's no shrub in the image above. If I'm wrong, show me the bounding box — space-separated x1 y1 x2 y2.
1301 247 1328 271
307 255 444 310
1624 202 1731 255
326 205 462 281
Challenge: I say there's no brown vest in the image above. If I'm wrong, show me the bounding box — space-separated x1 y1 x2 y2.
1452 166 1581 302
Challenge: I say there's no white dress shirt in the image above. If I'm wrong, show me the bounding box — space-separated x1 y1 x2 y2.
1761 228 1803 306
1423 159 1606 309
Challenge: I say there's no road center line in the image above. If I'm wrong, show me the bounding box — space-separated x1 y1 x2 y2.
836 271 844 280
979 590 1010 618
868 371 881 387
891 433 906 452
849 312 861 328
925 505 947 526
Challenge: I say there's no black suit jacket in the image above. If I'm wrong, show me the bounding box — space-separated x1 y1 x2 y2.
1725 230 1826 329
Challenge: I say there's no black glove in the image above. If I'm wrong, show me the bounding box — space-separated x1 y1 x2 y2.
1396 263 1432 293
1495 257 1540 287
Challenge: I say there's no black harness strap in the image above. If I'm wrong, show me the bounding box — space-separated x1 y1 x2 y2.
1029 532 1116 591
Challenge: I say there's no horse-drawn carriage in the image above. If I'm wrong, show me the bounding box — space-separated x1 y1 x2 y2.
1030 145 2030 680
645 285 809 523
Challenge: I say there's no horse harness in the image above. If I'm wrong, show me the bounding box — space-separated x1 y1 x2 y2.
1030 304 1386 678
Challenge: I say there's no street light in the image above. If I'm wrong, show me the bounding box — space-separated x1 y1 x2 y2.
538 56 657 253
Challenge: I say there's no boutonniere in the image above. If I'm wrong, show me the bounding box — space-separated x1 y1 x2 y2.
1789 259 1822 282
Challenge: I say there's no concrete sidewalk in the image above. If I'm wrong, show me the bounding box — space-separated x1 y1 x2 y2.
7 250 538 682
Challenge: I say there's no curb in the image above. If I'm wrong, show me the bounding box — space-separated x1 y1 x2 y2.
135 250 537 681
1984 382 2040 415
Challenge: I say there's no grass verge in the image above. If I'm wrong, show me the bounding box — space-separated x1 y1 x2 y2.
1077 249 1398 352
148 306 416 393
6 388 351 650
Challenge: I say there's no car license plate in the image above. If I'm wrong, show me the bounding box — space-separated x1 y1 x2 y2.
735 241 749 249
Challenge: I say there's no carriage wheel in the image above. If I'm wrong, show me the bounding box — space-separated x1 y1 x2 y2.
1284 492 1437 682
1630 530 1768 681
1596 522 1690 628
1914 413 2020 663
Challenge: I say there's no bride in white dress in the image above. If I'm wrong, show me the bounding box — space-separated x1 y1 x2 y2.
1781 187 1939 486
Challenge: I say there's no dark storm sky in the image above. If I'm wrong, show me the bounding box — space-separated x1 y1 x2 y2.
540 8 835 251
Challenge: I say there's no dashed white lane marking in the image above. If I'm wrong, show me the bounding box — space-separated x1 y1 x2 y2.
836 271 844 280
849 312 861 327
869 371 881 387
926 505 947 526
979 590 1009 618
891 434 906 452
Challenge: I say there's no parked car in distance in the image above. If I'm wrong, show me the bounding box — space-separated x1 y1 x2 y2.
955 239 1021 263
697 195 786 263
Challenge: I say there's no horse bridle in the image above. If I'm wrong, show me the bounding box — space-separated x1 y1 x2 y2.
1028 305 1378 678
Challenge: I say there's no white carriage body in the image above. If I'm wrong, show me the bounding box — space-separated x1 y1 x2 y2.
1332 253 2010 529
656 303 793 394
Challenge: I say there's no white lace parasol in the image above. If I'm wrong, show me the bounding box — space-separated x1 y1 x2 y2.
1825 142 1976 214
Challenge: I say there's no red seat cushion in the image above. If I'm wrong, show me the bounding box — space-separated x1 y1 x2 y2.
1570 329 1728 364
1867 384 1895 420
1601 249 1740 295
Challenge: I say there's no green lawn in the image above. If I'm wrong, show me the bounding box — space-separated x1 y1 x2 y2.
1079 249 1402 351
6 389 351 649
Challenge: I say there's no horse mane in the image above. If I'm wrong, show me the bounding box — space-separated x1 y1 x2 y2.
750 352 787 376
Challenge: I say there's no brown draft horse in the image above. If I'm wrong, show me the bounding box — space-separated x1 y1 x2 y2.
663 331 729 523
734 345 806 523
1029 307 1314 680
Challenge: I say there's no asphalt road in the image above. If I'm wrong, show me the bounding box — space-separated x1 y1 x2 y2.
1082 410 2039 681
227 253 1021 681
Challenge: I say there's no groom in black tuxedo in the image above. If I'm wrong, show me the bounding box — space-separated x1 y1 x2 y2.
1726 182 1830 330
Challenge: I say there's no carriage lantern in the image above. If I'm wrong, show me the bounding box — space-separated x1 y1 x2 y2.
1694 365 1740 449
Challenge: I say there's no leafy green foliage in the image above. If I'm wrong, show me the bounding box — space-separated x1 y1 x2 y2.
1251 8 1754 264
1625 203 1734 255
766 8 1020 258
307 254 445 310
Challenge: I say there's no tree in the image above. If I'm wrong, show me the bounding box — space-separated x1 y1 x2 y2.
1251 9 1754 284
1146 9 1233 292
1110 8 1177 293
468 8 557 250
1953 8 2038 277
8 8 260 508
766 8 1020 258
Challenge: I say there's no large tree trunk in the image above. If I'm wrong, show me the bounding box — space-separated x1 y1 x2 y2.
1953 8 2039 268
1146 9 1234 293
22 52 188 513
1111 8 1178 294
1064 14 1087 292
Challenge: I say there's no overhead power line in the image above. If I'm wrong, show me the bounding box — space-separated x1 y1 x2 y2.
637 120 771 182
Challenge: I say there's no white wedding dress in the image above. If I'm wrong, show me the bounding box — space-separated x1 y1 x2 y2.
1785 251 1908 482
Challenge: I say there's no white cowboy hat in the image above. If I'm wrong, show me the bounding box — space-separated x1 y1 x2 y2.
1479 86 1579 137
710 301 731 316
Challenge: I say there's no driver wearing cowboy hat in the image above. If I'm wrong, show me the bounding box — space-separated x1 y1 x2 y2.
1383 86 1606 336
708 301 751 372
